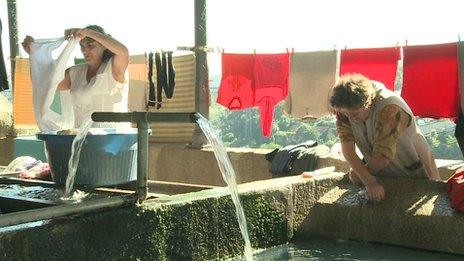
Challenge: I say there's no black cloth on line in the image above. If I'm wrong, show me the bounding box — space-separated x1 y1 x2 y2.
147 52 157 107
0 18 9 91
160 51 168 99
455 109 464 159
155 52 163 109
165 51 175 98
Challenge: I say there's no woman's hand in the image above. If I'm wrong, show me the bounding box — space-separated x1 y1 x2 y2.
348 169 363 186
21 35 34 55
64 28 90 40
365 179 385 202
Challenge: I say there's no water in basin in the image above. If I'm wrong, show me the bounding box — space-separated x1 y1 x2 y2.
240 237 462 260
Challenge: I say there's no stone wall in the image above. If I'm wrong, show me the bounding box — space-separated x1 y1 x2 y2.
296 177 464 255
147 144 461 186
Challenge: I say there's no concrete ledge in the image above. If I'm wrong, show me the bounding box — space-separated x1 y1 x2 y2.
296 177 464 255
0 181 292 260
0 171 463 259
0 173 345 260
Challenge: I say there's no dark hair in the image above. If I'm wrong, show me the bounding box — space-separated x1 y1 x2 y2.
329 74 376 110
84 24 114 62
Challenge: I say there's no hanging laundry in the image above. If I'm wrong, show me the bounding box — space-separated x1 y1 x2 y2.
284 50 337 119
254 53 290 137
149 53 196 143
217 53 255 110
29 38 77 131
402 42 459 119
147 51 177 109
12 58 36 126
0 18 9 91
164 51 175 99
128 54 148 111
340 47 400 90
147 52 157 107
153 52 164 109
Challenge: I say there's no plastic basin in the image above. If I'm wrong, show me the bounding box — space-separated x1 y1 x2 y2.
36 129 138 188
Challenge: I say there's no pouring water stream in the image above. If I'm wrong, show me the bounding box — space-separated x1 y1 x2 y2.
62 114 253 259
63 117 93 197
196 114 253 260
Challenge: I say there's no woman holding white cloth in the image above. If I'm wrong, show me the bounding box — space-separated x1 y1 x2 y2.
22 25 129 128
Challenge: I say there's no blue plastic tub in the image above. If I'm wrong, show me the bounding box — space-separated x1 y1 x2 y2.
36 129 138 188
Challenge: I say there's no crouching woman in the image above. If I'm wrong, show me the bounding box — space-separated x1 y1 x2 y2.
329 74 440 202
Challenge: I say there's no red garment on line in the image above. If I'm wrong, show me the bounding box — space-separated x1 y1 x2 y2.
340 47 400 90
254 53 290 137
402 42 459 119
217 53 255 110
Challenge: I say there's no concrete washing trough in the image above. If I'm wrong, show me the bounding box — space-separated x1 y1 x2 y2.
0 169 463 260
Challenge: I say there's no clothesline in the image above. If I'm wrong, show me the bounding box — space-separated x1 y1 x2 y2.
176 35 464 55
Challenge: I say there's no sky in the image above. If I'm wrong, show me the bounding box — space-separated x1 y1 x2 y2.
1 0 464 77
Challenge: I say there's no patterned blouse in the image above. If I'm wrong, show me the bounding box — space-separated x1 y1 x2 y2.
335 104 412 160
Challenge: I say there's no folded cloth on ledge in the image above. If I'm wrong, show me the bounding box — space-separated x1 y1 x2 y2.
19 163 50 180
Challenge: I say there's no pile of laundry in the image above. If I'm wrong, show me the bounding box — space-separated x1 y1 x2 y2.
1 156 50 180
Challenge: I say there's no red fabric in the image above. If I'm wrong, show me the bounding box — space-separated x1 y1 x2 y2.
254 53 290 137
217 53 255 110
340 47 400 90
402 43 459 119
446 167 464 212
19 163 50 179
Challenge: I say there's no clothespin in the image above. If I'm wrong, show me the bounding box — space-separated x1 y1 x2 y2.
291 47 294 54
395 41 400 49
344 45 347 51
253 48 256 55
458 34 461 43
405 40 408 47
286 47 289 54
222 48 225 54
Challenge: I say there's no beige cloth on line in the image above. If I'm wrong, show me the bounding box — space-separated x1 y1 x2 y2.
284 50 337 119
126 53 197 143
128 54 148 111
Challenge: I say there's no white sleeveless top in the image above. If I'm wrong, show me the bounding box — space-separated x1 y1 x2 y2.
69 57 129 128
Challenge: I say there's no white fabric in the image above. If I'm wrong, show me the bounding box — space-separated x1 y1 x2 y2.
30 37 129 129
30 38 77 131
69 57 129 128
284 50 338 118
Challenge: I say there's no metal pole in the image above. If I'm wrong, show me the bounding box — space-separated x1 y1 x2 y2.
137 119 149 203
7 0 18 87
190 0 209 148
0 195 136 228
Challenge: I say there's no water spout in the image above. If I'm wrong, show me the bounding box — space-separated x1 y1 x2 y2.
195 114 253 260
64 117 93 197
